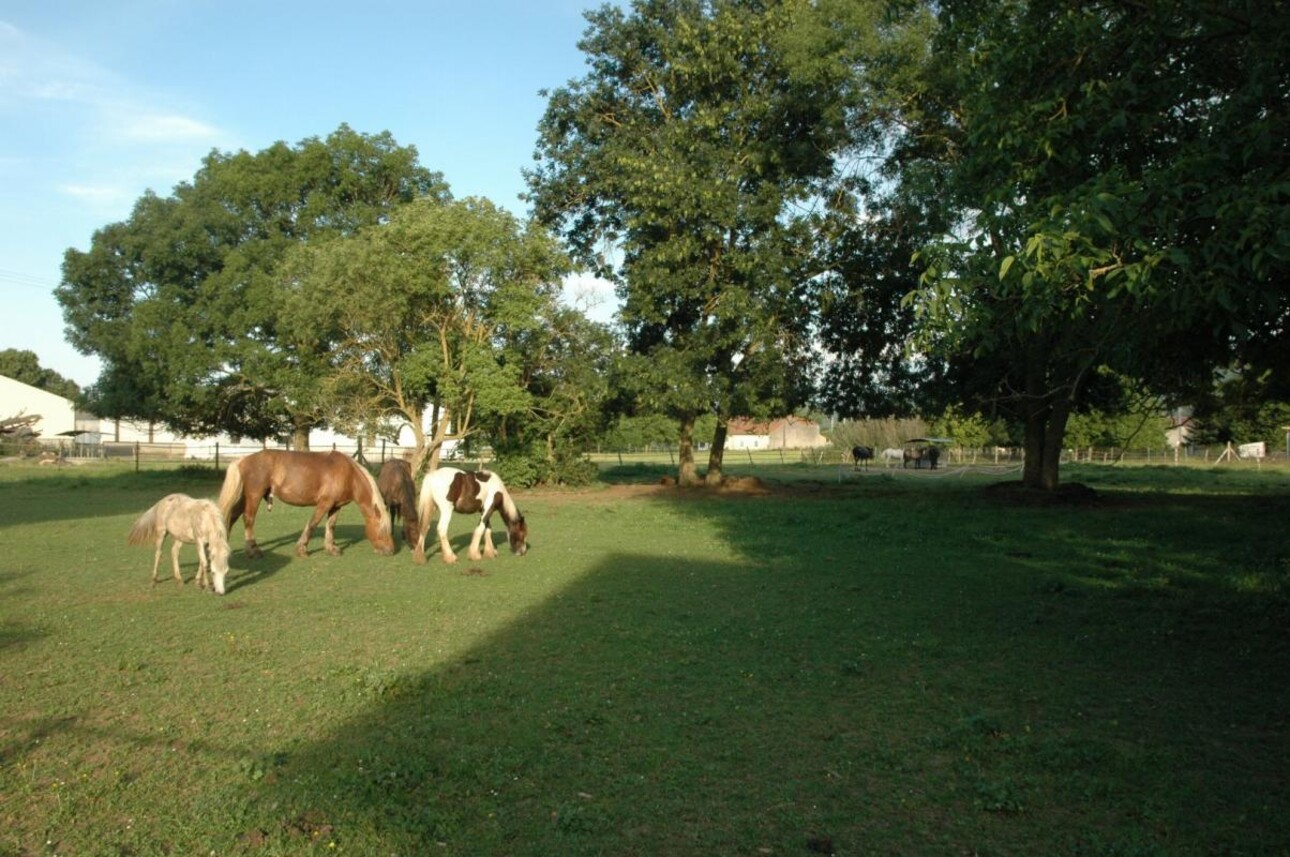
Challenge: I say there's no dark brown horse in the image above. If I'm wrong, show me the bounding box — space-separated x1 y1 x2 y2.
217 450 394 559
377 458 420 546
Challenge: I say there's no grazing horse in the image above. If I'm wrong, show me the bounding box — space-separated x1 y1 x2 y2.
881 447 904 466
413 467 528 565
377 458 420 546
126 493 231 594
903 446 941 470
851 445 874 469
217 450 394 559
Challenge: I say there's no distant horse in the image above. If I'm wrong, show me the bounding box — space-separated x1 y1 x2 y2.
413 467 528 565
851 445 874 469
126 493 231 594
377 459 420 546
881 447 904 466
217 450 394 559
902 446 941 470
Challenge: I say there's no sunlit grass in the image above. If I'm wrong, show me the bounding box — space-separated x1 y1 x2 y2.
1 461 1287 855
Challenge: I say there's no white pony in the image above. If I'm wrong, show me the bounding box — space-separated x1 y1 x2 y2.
126 493 231 594
413 468 528 565
881 447 904 466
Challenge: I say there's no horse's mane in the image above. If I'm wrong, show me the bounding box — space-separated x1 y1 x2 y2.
348 457 392 537
494 476 523 524
196 499 231 557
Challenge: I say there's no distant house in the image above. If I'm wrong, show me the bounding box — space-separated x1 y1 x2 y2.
726 416 829 450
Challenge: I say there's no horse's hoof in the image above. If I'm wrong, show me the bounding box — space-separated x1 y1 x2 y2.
326 547 341 557
468 551 483 561
296 547 310 558
443 554 459 565
413 550 426 565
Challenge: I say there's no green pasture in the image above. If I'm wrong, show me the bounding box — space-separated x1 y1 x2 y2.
1 462 1287 856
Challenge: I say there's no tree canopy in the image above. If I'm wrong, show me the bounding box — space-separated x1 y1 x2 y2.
877 0 1290 489
57 125 448 442
279 196 575 474
528 0 863 484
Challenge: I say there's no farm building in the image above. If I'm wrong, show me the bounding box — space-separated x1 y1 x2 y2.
726 416 829 450
0 374 97 441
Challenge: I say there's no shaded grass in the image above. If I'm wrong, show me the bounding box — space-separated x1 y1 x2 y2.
1 462 1287 855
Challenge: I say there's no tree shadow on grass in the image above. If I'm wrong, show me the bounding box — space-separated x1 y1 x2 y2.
233 479 1290 856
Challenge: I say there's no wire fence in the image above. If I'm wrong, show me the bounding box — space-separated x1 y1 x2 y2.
5 437 1285 473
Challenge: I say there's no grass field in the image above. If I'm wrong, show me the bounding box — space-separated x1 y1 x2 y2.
1 460 1287 856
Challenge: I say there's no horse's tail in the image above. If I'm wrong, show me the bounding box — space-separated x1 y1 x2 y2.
125 501 160 546
415 469 435 536
350 458 392 539
217 458 245 529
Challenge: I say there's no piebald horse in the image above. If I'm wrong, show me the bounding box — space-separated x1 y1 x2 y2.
126 493 232 594
217 450 394 559
413 467 528 565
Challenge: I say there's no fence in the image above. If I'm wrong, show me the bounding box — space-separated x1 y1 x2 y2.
10 438 484 472
7 438 1284 473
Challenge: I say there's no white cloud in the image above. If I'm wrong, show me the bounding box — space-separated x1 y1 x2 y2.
57 182 133 206
118 112 220 143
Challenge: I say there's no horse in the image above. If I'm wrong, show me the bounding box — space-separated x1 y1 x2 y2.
217 450 394 559
126 493 231 594
881 447 904 466
903 446 941 470
851 445 874 469
377 458 420 546
413 467 528 565
903 447 926 469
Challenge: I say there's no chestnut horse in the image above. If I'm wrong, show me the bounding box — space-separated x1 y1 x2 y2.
377 458 420 546
413 467 527 565
218 450 394 559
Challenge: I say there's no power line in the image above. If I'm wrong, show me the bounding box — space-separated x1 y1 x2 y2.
0 268 60 292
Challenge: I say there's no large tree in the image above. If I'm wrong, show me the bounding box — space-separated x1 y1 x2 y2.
528 0 859 485
885 0 1290 490
57 125 448 442
280 197 574 474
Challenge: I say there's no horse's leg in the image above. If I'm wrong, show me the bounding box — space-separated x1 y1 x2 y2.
437 503 458 564
243 497 265 559
151 534 165 586
295 504 330 558
170 539 185 585
195 537 209 590
472 513 498 560
322 506 342 556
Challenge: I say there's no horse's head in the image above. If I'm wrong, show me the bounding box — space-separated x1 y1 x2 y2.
210 540 231 595
507 514 528 556
366 503 396 555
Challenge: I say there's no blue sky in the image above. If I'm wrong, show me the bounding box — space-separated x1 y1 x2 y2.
1 0 616 388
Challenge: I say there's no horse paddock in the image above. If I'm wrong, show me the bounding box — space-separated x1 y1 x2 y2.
2 461 1287 855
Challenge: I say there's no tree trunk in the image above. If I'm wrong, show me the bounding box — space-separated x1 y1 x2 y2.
1020 398 1071 491
705 419 728 486
677 414 699 486
292 426 311 451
